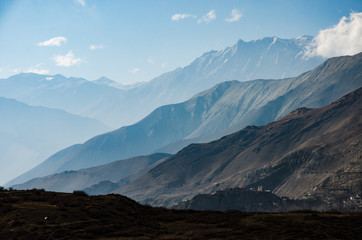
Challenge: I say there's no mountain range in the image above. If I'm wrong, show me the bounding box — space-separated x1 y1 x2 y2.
0 37 323 128
113 36 324 125
0 97 109 185
8 52 361 187
0 73 127 128
115 86 362 207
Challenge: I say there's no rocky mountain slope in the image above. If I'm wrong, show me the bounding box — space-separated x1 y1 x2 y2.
9 53 360 187
0 97 109 185
115 87 362 207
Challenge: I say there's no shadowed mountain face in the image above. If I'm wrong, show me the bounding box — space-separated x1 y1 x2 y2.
9 53 361 187
0 97 109 185
12 153 171 193
0 37 322 128
115 87 362 207
174 188 332 212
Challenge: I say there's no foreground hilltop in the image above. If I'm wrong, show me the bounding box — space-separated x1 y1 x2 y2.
0 189 361 239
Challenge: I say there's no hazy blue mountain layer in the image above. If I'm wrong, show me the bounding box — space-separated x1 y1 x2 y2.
10 52 361 187
1 37 323 127
0 73 128 128
0 97 109 185
118 36 323 124
12 153 171 192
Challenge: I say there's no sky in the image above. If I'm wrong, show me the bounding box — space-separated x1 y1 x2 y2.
0 0 361 84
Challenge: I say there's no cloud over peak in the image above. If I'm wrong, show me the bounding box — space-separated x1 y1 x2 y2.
171 13 196 21
38 37 67 47
75 0 86 6
130 68 140 74
147 57 155 64
225 9 242 22
198 10 216 24
53 51 82 67
305 12 362 58
90 44 104 50
25 68 49 75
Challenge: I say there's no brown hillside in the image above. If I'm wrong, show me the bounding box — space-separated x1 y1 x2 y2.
116 87 362 208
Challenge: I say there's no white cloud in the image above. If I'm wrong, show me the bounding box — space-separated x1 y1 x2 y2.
305 12 362 58
25 67 49 75
171 13 196 21
225 9 242 23
0 67 20 78
53 51 82 67
75 0 86 6
90 44 104 50
130 68 140 74
25 63 49 74
38 37 67 47
198 9 216 24
147 57 155 64
161 62 168 69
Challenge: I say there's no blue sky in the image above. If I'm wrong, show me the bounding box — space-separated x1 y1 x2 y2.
0 0 361 84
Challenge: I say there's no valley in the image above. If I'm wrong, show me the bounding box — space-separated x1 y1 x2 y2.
1 2 362 239
9 52 361 187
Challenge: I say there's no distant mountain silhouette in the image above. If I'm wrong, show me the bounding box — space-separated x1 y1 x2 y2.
12 153 171 192
93 76 143 90
0 97 109 185
0 73 126 128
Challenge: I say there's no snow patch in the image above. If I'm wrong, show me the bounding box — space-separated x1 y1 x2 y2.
295 36 307 41
256 55 264 67
268 37 277 50
216 50 224 56
241 58 251 72
275 53 279 64
295 51 303 59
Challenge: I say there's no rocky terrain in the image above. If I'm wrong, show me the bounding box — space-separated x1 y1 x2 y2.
116 87 362 208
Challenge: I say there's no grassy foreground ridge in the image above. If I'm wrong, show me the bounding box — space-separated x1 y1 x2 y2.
0 189 361 239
